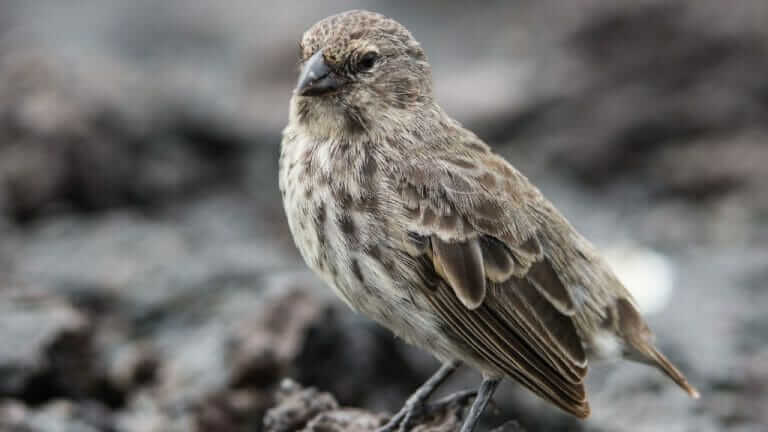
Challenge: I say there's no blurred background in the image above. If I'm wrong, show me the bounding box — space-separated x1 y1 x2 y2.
0 1 766 431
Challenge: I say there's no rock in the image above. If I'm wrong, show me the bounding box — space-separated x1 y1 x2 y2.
300 409 386 432
0 50 256 225
490 422 526 432
0 399 114 432
230 290 329 391
114 391 195 432
263 379 477 432
263 379 340 432
495 2 768 221
0 294 91 398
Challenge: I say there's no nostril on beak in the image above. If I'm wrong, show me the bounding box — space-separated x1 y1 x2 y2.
296 49 343 96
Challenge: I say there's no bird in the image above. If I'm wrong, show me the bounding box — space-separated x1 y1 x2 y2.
278 10 699 432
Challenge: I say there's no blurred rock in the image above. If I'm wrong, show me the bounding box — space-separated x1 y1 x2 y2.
228 287 430 429
292 306 431 411
496 2 768 220
300 409 387 432
230 290 329 391
263 379 340 432
263 379 479 432
0 51 256 224
490 422 525 432
0 295 98 401
0 399 114 432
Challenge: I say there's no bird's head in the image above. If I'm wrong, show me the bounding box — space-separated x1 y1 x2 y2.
291 10 434 135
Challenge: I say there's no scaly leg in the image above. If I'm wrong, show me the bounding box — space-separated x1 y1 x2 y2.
459 378 500 432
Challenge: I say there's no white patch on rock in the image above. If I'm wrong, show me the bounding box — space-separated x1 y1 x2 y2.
603 245 675 315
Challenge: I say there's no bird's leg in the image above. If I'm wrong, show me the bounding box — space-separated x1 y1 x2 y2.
376 360 461 432
459 378 501 432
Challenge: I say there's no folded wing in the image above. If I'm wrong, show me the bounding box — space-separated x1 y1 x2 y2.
397 150 591 417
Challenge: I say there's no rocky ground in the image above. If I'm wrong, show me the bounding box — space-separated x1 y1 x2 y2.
0 1 767 431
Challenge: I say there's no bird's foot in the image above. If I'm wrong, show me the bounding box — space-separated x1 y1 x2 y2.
376 390 477 432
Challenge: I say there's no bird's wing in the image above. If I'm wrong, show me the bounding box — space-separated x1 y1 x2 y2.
396 147 591 418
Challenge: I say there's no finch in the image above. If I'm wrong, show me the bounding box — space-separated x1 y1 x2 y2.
279 10 698 432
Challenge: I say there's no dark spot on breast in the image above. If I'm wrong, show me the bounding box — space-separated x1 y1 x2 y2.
368 244 382 261
362 155 378 177
315 204 327 247
316 203 326 223
319 171 332 186
344 106 369 134
296 100 311 124
304 186 313 198
301 148 312 161
333 188 354 211
356 193 379 213
338 213 358 246
382 257 396 273
302 152 315 176
351 258 365 283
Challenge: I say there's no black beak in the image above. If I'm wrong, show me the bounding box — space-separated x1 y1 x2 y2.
296 49 344 96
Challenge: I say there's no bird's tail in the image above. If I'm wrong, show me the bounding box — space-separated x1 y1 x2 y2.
616 298 700 399
632 340 700 399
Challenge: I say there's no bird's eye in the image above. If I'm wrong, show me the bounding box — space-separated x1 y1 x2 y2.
358 51 378 72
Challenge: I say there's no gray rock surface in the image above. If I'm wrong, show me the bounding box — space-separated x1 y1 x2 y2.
0 1 766 431
263 380 487 432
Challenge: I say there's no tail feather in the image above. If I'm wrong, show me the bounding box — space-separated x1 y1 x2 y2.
616 297 700 399
640 344 700 399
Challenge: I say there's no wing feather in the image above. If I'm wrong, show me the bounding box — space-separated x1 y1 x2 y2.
432 236 486 309
425 282 590 418
396 149 591 417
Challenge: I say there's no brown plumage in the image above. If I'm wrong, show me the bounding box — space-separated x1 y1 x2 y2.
279 10 698 431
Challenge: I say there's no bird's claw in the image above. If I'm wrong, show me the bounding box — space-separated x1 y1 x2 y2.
376 399 422 432
376 390 478 432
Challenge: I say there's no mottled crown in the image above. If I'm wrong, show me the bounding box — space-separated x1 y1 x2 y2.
299 10 426 65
